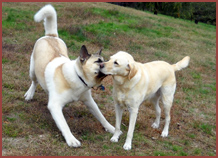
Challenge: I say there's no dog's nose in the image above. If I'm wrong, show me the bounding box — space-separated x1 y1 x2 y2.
100 63 104 69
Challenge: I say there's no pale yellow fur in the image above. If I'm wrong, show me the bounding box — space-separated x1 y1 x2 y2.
101 51 190 150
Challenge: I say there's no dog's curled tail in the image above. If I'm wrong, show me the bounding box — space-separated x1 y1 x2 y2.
34 4 58 37
173 56 190 71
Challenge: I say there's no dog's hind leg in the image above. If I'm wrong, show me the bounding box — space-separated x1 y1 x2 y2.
24 81 37 101
48 100 81 147
151 91 161 129
160 84 176 137
24 54 38 101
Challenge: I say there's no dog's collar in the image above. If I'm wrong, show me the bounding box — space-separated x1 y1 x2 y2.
78 75 89 87
77 75 104 91
75 71 104 90
75 70 91 88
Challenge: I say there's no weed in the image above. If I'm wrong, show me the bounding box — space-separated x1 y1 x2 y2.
154 151 169 156
193 121 215 135
3 123 20 138
103 145 109 149
194 148 202 155
205 82 216 92
2 7 34 31
179 151 188 156
86 22 129 36
200 123 215 135
6 117 16 122
154 51 168 58
182 139 190 146
91 7 136 23
3 83 15 90
2 58 9 64
95 33 111 49
172 145 183 152
187 133 196 139
199 88 209 95
59 27 87 43
58 30 71 40
191 72 201 79
92 8 119 19
127 41 143 53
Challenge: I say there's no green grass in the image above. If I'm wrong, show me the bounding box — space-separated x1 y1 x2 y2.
199 123 215 135
91 7 138 23
2 7 34 30
193 121 215 135
2 2 216 156
59 27 87 42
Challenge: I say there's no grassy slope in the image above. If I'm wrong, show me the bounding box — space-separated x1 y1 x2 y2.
2 2 216 156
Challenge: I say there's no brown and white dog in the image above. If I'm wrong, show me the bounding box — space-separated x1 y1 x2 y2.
24 4 115 147
100 51 190 150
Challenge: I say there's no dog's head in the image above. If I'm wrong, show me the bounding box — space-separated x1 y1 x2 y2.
100 51 137 80
78 45 107 86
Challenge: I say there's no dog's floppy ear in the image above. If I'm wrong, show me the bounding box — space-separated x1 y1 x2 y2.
80 45 91 63
128 63 137 80
95 47 103 56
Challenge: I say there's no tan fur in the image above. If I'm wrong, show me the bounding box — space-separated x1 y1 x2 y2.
128 63 138 80
33 37 68 89
54 64 71 93
81 55 105 86
46 34 58 37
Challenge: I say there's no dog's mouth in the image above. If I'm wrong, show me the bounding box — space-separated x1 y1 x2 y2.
97 71 107 79
99 69 113 76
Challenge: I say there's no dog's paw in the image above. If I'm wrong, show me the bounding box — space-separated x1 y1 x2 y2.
66 138 81 147
24 91 33 101
151 122 159 129
110 130 123 142
110 136 119 142
161 131 168 137
123 143 132 150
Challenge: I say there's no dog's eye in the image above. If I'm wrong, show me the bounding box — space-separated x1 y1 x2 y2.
114 61 119 65
95 58 103 63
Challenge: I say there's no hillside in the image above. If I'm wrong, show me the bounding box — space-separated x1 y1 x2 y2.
2 2 216 156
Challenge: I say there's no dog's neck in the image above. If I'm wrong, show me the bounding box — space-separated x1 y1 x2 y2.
77 73 89 87
113 76 127 85
113 70 141 90
75 58 92 88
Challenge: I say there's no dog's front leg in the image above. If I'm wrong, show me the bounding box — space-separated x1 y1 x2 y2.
47 101 81 147
80 90 115 134
111 103 123 142
123 106 139 150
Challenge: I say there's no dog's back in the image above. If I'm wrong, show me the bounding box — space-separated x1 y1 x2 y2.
30 5 68 91
143 56 190 93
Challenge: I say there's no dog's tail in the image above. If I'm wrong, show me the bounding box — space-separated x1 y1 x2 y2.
172 56 190 71
34 4 58 37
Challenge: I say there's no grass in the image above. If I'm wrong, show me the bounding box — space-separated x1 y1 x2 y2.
2 2 216 156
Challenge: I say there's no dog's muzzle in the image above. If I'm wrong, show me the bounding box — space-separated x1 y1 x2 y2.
100 63 104 69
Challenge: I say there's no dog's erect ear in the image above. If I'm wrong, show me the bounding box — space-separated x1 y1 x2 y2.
95 47 103 56
128 63 137 80
80 45 91 63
